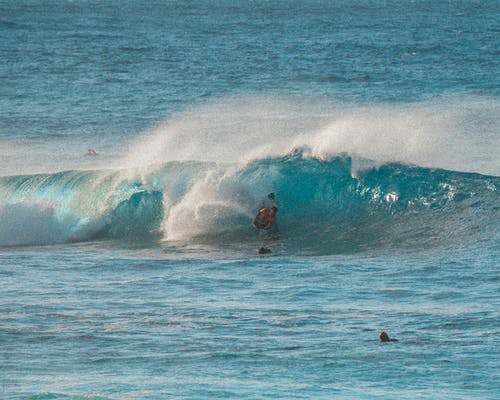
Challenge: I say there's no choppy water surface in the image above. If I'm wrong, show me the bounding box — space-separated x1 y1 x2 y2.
0 0 499 398
1 242 498 399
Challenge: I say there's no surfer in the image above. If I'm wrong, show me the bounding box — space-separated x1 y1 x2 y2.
253 193 278 230
379 331 398 342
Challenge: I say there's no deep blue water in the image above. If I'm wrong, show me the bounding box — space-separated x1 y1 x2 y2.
1 1 499 399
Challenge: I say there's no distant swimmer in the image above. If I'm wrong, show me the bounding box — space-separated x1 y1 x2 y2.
379 331 398 342
253 192 278 230
258 247 272 254
85 148 97 156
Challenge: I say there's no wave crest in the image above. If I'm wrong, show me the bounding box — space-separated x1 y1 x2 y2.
2 154 497 252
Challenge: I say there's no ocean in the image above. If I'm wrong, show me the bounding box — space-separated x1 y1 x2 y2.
0 0 499 399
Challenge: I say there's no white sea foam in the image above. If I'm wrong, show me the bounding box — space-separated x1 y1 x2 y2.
161 168 254 242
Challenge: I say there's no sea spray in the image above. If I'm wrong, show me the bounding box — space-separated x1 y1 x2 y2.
1 95 497 177
119 95 500 175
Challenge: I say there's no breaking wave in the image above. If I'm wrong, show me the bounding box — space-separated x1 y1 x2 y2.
1 95 498 252
0 154 498 253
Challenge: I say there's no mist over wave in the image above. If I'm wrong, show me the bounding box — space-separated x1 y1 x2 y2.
1 95 498 177
120 95 499 176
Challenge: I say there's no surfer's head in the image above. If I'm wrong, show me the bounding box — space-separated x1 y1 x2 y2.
258 247 272 254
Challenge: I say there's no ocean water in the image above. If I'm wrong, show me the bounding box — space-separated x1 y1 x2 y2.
1 0 499 399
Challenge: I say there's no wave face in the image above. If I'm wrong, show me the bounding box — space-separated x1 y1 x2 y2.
1 154 498 252
0 169 164 246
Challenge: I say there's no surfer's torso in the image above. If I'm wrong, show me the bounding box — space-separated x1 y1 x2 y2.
253 206 278 230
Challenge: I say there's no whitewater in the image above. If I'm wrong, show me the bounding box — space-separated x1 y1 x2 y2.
1 1 499 399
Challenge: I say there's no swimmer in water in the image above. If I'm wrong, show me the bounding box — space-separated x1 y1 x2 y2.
85 148 97 156
258 247 272 254
379 331 398 342
253 193 278 230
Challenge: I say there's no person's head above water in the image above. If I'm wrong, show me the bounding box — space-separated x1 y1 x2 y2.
379 331 398 342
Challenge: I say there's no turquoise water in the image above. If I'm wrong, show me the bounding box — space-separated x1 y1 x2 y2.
1 1 499 399
1 243 498 399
